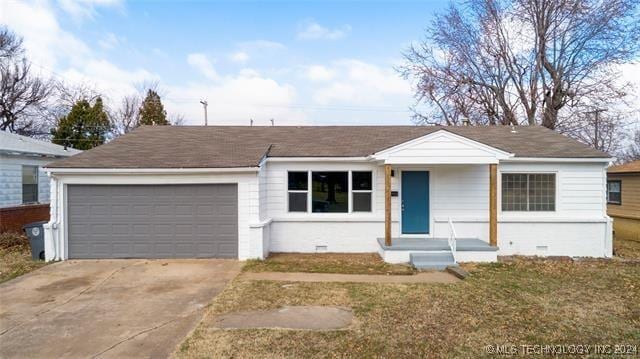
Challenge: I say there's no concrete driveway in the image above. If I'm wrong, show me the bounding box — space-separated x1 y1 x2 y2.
0 259 241 358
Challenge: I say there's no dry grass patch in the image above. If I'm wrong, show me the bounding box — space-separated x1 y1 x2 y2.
0 232 47 284
177 259 639 358
614 238 640 260
243 253 415 275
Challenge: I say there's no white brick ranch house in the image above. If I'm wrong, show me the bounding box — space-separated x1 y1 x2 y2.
43 125 613 268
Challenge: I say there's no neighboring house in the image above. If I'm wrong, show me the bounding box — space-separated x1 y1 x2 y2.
607 160 640 241
0 131 81 207
43 125 613 268
0 131 81 232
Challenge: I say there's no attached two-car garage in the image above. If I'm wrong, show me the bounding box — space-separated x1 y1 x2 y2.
66 184 238 259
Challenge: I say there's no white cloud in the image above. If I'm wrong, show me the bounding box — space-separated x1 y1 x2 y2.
98 32 120 50
305 65 334 82
297 20 351 40
164 74 307 126
312 59 411 105
187 53 220 81
57 0 123 21
230 51 250 63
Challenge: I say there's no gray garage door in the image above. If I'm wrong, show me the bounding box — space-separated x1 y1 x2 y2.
67 184 238 259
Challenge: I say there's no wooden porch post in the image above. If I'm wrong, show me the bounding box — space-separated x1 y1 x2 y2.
489 163 497 247
384 164 392 246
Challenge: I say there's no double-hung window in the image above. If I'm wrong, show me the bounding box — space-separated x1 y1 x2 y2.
607 180 621 204
22 165 39 204
502 173 555 211
287 171 308 212
352 171 372 212
287 170 373 213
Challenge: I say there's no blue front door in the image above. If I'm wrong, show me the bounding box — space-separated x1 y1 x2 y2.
401 171 430 234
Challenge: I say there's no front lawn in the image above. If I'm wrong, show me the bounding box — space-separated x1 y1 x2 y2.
0 232 47 284
178 258 640 358
243 253 416 275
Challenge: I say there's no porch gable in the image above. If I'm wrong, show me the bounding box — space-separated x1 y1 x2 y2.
370 130 513 164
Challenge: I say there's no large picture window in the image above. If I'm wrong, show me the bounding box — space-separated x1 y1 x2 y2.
607 180 621 204
502 173 555 212
22 165 39 204
312 172 348 212
287 170 373 213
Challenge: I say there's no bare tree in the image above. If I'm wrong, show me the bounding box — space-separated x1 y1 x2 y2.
0 27 53 135
619 128 640 162
111 94 141 136
402 0 640 135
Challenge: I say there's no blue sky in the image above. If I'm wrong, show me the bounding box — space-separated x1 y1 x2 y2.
1 0 450 125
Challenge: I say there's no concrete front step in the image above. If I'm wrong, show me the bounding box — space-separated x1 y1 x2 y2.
410 252 458 270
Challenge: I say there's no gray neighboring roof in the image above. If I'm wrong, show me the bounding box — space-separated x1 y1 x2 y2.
0 131 81 158
46 125 609 169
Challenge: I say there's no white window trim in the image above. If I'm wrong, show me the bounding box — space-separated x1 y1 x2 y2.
351 171 373 213
286 170 309 213
286 170 374 214
500 171 557 213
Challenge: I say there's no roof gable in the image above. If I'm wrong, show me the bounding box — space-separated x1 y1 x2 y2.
371 130 513 164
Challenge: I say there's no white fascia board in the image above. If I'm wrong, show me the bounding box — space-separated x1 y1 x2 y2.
501 157 613 163
265 157 371 163
384 157 500 165
44 167 260 174
371 129 514 160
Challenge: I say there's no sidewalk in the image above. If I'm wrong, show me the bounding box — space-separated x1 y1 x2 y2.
238 271 459 283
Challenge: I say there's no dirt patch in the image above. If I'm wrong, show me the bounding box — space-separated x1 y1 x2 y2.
212 306 353 330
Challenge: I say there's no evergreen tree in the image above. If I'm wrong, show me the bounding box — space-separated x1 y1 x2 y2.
137 89 168 126
51 97 111 150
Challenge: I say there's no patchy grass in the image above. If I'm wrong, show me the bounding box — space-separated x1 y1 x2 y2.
177 258 639 358
0 232 47 284
243 253 416 275
614 238 640 260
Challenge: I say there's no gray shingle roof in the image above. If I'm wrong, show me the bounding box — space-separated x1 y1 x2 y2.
46 125 609 169
1 131 81 157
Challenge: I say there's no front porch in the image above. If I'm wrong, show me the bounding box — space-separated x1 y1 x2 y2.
371 130 510 267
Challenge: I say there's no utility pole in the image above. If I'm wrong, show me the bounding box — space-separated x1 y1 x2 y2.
199 100 208 126
586 108 607 150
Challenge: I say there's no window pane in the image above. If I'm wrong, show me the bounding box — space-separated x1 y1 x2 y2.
609 192 621 204
312 172 348 213
528 173 555 211
288 193 307 212
502 174 527 211
352 171 372 191
353 192 372 212
22 166 38 185
288 172 308 190
22 184 38 203
22 166 38 204
608 181 621 204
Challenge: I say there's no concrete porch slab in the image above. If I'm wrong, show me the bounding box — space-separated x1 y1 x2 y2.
377 237 498 251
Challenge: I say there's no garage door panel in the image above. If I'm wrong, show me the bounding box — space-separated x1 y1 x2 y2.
67 184 238 259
